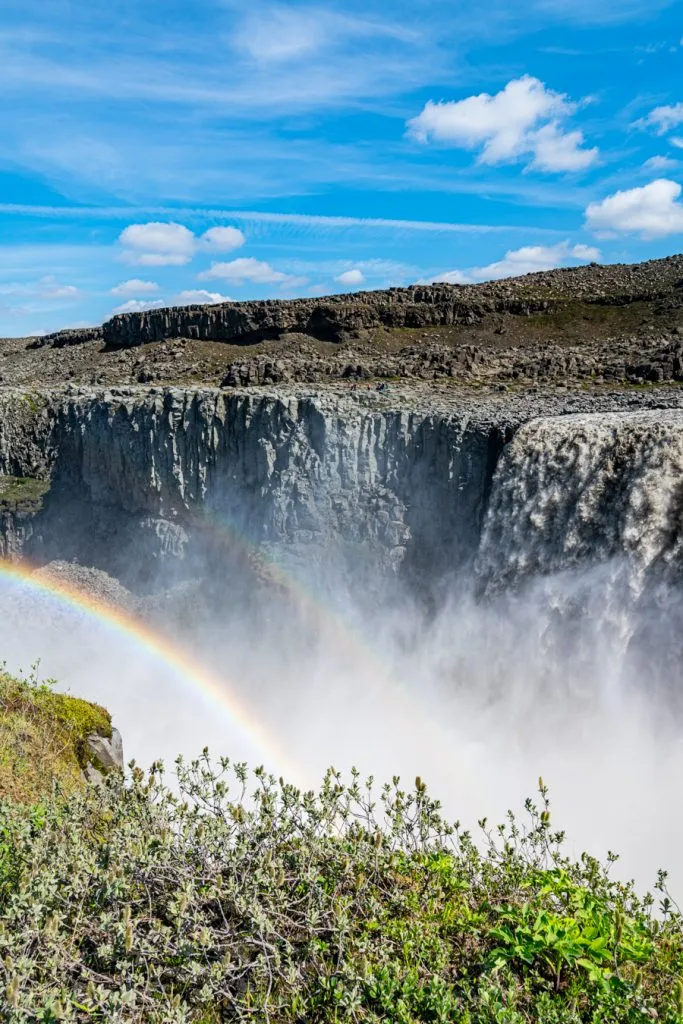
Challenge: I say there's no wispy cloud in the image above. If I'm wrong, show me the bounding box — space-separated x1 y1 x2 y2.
0 7 433 114
0 275 81 301
0 205 562 236
233 5 417 65
110 279 160 297
643 155 679 171
198 258 294 285
635 102 683 133
533 0 674 24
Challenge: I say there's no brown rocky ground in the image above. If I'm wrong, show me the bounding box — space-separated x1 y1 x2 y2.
2 254 682 393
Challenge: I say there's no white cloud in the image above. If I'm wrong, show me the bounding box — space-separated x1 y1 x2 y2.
112 298 165 314
199 226 246 252
0 204 556 237
110 278 160 297
198 258 291 284
407 76 597 173
534 0 672 24
119 222 246 266
37 277 81 299
234 7 414 64
427 241 601 285
0 275 80 301
643 155 679 171
570 243 602 261
235 7 330 63
119 222 196 266
585 179 683 238
430 269 471 285
672 137 683 150
530 122 598 172
636 103 683 134
336 268 365 286
172 289 233 305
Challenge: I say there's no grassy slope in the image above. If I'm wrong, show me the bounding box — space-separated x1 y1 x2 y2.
0 476 49 516
0 671 111 803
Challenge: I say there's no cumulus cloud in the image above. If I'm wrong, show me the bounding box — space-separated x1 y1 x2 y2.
198 258 292 285
119 222 196 266
335 269 365 286
172 290 233 305
407 76 597 172
199 227 246 252
112 298 165 314
426 241 601 285
570 243 602 260
672 138 683 150
110 279 160 297
530 122 598 172
636 103 683 134
119 222 246 266
585 179 683 238
643 155 679 171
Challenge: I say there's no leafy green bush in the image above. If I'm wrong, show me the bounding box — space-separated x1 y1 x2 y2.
1 758 682 1022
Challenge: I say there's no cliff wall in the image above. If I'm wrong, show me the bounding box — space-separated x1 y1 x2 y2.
2 386 683 596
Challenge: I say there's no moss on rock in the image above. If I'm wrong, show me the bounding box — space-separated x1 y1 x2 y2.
0 475 50 516
0 671 112 803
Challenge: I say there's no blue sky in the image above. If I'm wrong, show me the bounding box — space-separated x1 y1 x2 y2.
0 0 682 336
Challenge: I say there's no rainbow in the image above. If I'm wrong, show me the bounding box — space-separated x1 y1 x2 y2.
190 508 453 752
0 559 307 787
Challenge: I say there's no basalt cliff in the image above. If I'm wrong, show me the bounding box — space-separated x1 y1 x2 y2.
0 255 682 601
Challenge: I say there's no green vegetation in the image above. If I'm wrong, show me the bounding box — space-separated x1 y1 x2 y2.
2 755 683 1022
0 476 50 516
20 392 47 416
0 669 111 803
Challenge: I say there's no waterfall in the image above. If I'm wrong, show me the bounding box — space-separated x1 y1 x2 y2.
473 409 683 710
477 409 683 591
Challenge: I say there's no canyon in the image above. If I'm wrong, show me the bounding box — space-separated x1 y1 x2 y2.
0 253 682 603
1 384 683 601
2 255 683 887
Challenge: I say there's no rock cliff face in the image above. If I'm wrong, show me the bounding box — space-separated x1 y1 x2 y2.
2 386 683 597
99 254 683 350
100 286 532 348
0 388 504 587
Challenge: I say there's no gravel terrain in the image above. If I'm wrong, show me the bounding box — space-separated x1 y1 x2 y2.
1 254 681 396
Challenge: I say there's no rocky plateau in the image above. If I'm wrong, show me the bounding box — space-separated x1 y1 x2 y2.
0 254 682 608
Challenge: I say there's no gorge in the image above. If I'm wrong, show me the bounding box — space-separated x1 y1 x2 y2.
2 257 683 890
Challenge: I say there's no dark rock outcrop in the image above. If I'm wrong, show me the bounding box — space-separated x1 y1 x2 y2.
28 326 104 350
99 255 683 350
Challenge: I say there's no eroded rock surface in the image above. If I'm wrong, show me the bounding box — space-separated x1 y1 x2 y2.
98 255 683 350
0 384 682 594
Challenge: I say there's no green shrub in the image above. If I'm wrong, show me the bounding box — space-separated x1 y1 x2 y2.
0 758 682 1022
